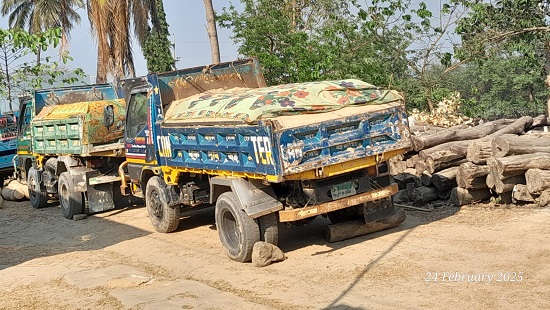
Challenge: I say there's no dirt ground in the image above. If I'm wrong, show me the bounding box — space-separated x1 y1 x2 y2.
1 198 549 310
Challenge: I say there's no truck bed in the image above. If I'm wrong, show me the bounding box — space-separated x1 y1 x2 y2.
158 100 411 182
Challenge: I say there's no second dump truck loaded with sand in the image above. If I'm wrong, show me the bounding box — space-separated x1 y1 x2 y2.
118 59 412 261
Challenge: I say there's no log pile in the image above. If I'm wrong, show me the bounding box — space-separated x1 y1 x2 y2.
392 115 550 208
1 179 29 201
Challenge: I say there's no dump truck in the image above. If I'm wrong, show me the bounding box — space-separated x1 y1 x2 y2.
0 109 19 183
19 83 128 218
116 58 412 262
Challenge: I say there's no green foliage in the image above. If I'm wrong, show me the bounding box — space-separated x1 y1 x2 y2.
220 0 550 119
0 28 85 110
143 0 174 72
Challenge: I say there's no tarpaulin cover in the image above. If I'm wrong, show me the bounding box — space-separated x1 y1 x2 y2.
164 79 403 123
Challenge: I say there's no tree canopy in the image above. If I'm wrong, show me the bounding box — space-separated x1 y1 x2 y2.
219 0 550 118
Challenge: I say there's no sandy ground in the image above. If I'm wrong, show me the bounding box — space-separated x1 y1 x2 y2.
1 199 549 310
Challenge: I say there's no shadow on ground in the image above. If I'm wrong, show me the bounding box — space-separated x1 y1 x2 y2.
0 199 149 271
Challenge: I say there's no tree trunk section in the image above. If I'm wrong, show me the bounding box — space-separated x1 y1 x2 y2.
420 172 432 186
525 168 550 194
432 166 458 191
410 186 439 205
203 0 220 63
487 153 550 178
492 134 550 158
494 174 526 194
326 208 406 242
512 184 536 203
466 139 494 164
450 187 492 206
411 119 513 152
538 190 550 207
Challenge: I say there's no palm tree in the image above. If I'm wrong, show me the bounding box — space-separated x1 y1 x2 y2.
87 0 156 83
1 0 84 56
203 0 220 63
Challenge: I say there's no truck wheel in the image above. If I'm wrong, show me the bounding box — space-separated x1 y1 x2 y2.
146 176 179 233
58 172 83 219
327 205 364 224
258 213 279 245
28 167 48 209
215 192 260 262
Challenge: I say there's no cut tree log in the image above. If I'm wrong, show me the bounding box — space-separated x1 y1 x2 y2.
438 189 451 199
512 184 537 203
424 157 467 175
450 187 492 206
531 114 548 128
432 166 459 191
457 162 490 179
393 169 419 190
326 208 406 242
537 190 550 207
406 155 420 168
457 175 488 189
392 189 411 204
525 168 550 194
466 139 494 164
493 174 526 194
492 134 550 158
389 160 407 175
487 153 550 178
411 119 514 152
410 186 439 205
1 187 25 201
420 172 432 186
486 164 524 190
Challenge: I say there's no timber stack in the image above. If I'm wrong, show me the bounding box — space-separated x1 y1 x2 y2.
391 114 550 208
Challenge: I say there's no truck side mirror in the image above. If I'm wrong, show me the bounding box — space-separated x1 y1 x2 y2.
104 105 114 128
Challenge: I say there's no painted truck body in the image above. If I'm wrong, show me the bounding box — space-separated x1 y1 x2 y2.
119 58 412 262
0 109 19 182
18 83 129 218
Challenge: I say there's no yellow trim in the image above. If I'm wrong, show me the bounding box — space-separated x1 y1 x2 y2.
157 148 406 185
17 150 31 155
283 148 407 181
160 165 280 185
126 157 148 164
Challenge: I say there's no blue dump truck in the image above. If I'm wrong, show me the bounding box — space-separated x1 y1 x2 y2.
115 58 412 262
0 109 18 183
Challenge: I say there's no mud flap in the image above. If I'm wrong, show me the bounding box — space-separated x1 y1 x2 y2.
86 171 116 213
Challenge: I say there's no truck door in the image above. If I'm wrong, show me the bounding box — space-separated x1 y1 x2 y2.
124 86 155 164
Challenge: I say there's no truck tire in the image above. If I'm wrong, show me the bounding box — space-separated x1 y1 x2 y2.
215 192 260 262
28 167 48 209
258 213 279 245
58 172 83 219
146 176 179 233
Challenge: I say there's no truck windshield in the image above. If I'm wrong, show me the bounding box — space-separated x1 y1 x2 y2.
126 92 148 141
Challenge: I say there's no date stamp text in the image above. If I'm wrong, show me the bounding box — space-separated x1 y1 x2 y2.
424 272 523 284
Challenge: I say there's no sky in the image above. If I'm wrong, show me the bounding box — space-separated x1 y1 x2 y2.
0 0 243 84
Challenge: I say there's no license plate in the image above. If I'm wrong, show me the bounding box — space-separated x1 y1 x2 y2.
330 181 356 200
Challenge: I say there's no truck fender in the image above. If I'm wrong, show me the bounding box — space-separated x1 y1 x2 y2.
63 166 91 192
209 177 283 219
55 156 81 176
